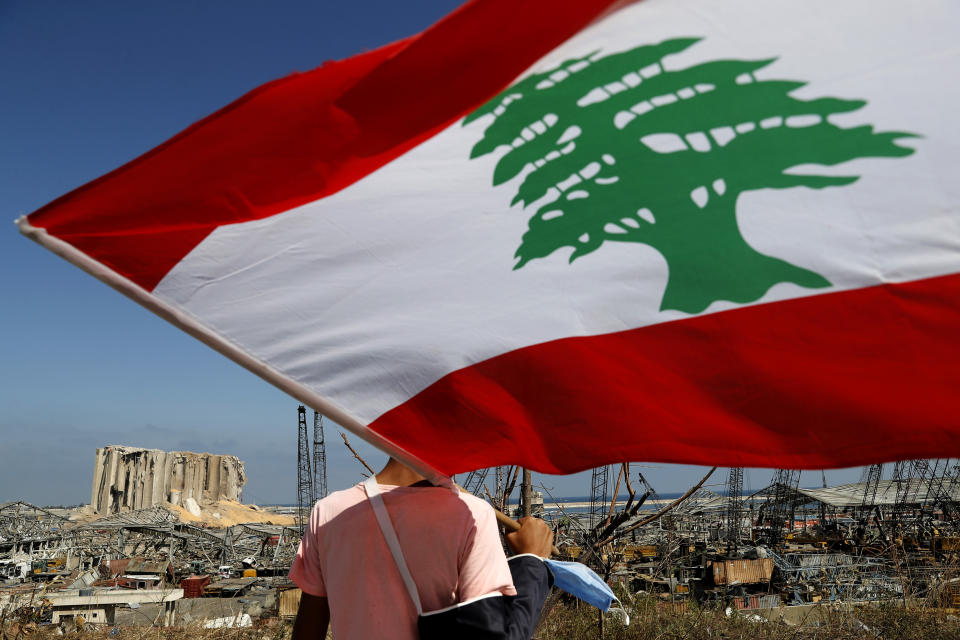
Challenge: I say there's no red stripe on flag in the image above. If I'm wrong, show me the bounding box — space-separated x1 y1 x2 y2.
27 0 621 291
26 42 407 291
370 273 960 474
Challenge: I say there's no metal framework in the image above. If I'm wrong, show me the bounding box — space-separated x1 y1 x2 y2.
725 467 744 552
461 468 491 496
860 464 884 512
296 405 313 535
888 460 914 525
920 459 955 520
941 460 960 520
589 465 611 532
766 469 801 548
312 410 328 501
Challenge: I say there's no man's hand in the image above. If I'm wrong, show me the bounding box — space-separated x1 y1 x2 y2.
504 516 554 557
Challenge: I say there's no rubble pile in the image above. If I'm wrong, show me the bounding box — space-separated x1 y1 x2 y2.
6 458 960 630
1 447 301 631
0 498 302 630
535 461 960 614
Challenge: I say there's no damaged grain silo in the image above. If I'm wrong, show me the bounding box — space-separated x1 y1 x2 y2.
90 445 246 514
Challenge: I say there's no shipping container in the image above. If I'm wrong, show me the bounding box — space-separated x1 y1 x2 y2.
712 559 774 585
181 575 211 599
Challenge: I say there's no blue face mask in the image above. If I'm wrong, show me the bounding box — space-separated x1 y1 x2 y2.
543 559 630 625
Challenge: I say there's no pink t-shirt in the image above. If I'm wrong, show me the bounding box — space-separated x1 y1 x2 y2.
289 482 516 639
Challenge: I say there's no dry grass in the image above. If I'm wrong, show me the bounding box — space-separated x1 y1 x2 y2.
536 595 960 639
0 616 296 640
3 598 959 640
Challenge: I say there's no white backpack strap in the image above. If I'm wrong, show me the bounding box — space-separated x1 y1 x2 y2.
363 477 423 615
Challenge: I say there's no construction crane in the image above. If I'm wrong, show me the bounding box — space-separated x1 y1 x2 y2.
589 465 611 533
725 467 744 553
296 405 313 535
312 410 328 501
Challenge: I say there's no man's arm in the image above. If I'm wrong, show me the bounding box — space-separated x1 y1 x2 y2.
418 516 555 640
501 517 555 638
291 592 329 640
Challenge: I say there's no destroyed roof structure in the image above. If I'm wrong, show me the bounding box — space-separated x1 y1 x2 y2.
672 488 726 514
744 478 960 510
0 502 68 545
79 505 180 529
794 479 960 508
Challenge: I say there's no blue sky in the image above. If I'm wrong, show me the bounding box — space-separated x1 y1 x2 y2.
0 1 864 506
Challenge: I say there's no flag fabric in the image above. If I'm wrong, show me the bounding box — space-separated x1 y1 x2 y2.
19 0 960 476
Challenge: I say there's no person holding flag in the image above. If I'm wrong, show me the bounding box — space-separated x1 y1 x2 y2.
289 457 555 639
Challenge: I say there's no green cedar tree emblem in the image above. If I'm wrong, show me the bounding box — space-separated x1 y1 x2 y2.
464 38 917 313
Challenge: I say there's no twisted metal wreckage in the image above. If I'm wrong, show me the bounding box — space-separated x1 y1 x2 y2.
7 456 960 629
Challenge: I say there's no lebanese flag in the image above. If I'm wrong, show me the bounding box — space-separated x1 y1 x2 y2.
19 0 960 476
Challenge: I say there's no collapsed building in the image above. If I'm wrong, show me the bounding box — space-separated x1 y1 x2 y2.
9 451 960 630
1 447 297 631
464 461 960 617
90 446 246 514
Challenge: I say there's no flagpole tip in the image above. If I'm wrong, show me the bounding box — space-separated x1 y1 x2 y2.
15 215 32 233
